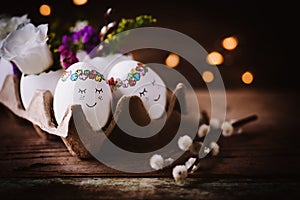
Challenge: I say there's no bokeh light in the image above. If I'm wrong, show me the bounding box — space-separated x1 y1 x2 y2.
39 4 51 16
202 71 214 83
222 36 238 50
165 53 180 68
241 71 254 84
73 0 88 6
206 51 224 65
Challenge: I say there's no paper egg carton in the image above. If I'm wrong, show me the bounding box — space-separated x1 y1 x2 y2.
0 74 207 159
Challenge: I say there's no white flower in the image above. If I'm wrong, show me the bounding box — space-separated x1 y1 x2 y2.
69 20 88 32
149 154 164 170
221 121 234 137
178 135 193 151
0 23 53 75
210 142 220 156
198 124 209 137
164 157 174 166
172 165 188 183
210 118 220 129
0 14 30 41
185 157 196 169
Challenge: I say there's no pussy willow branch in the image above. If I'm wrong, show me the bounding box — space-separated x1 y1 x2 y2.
187 114 258 173
232 114 258 128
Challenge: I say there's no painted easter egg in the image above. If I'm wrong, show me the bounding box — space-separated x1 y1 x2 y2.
107 60 167 119
53 62 112 130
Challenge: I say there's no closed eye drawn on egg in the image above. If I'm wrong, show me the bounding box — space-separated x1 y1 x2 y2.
139 88 148 97
78 89 86 94
95 88 103 94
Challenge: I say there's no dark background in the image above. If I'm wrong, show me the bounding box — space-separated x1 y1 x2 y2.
1 0 297 90
1 2 300 199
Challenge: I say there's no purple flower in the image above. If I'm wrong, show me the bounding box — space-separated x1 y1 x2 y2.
62 35 72 46
72 31 82 43
81 25 99 44
58 46 79 69
58 45 70 52
82 32 90 44
57 24 101 69
11 61 21 76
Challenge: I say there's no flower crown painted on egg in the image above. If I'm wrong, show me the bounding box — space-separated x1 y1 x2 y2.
61 69 105 82
108 62 148 90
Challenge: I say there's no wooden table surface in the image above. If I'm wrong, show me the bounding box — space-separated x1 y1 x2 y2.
0 88 299 199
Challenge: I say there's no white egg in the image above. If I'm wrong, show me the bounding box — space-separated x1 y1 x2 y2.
20 68 64 109
53 62 112 131
107 60 167 119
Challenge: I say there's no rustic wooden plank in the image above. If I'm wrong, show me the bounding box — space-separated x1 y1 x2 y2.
0 89 299 199
0 177 299 199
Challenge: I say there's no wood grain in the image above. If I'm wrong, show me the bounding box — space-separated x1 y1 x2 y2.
0 89 299 199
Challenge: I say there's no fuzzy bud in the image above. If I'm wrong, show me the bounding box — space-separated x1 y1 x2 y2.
178 135 193 151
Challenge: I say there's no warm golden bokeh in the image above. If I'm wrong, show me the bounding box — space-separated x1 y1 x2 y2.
39 4 51 16
222 36 238 50
202 71 214 83
165 53 180 68
73 0 88 6
241 71 254 84
206 51 224 65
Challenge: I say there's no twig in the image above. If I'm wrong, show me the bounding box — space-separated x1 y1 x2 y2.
200 110 210 125
188 114 258 173
232 114 258 128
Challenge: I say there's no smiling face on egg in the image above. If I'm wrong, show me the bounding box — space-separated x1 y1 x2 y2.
74 82 106 109
73 79 112 129
107 60 167 119
53 62 112 131
132 80 166 119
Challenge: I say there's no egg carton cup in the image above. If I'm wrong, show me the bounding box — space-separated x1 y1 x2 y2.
0 75 207 159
